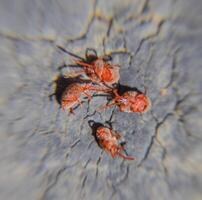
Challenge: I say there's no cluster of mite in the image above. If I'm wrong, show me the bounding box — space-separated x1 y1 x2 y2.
56 46 151 161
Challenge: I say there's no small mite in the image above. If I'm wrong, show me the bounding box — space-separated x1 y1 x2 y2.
74 58 120 85
57 46 120 85
100 89 151 113
61 83 108 113
96 126 134 160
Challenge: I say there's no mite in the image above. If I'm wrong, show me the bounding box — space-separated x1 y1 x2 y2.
57 46 120 85
100 89 151 113
74 58 120 85
96 126 134 160
61 82 108 113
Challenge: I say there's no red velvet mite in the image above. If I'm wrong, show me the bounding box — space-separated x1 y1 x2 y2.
100 89 151 113
96 126 134 160
73 58 120 85
61 83 108 113
57 46 120 86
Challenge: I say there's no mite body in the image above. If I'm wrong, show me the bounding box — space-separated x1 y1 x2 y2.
101 89 151 113
96 126 134 160
61 83 107 113
57 46 120 85
74 58 120 85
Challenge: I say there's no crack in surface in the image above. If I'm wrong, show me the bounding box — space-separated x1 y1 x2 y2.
150 47 180 112
84 158 91 168
174 93 202 140
124 0 150 23
95 151 103 178
134 19 165 58
40 166 67 200
81 175 88 189
115 165 130 186
65 138 81 158
138 112 173 167
164 47 181 89
63 0 98 43
0 31 56 42
1 0 97 45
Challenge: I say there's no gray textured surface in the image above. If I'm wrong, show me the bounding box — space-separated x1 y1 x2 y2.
0 0 202 200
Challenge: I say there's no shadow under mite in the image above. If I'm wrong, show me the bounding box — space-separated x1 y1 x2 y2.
51 75 91 105
117 84 145 95
88 120 103 148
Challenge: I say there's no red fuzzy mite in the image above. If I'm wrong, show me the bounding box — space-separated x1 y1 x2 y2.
61 83 108 113
100 89 151 113
73 58 120 85
57 46 120 85
96 126 134 160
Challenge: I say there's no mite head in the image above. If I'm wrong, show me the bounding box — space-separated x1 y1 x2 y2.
130 93 151 113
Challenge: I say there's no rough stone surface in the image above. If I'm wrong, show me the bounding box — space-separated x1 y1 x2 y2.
0 0 202 200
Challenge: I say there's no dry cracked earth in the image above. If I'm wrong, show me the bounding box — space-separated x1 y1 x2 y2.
0 0 202 200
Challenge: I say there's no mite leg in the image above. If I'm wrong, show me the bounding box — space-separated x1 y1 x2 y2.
64 70 86 78
111 64 120 68
57 46 85 61
109 130 122 140
69 99 83 114
98 102 117 111
102 55 112 62
85 48 98 60
83 92 93 101
110 150 117 158
115 132 122 140
117 152 135 160
113 89 121 97
69 107 75 114
74 59 93 68
77 99 83 108
88 87 111 93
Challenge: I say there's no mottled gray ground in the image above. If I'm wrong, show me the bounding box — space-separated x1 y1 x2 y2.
0 0 202 200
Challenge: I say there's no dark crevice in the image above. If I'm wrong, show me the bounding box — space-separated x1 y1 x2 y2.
174 93 202 140
65 138 81 158
40 167 67 200
87 139 94 150
115 165 130 186
107 180 118 200
124 0 150 23
137 111 172 190
107 19 113 37
84 110 97 119
138 113 173 167
81 175 88 189
70 138 81 148
155 137 171 189
134 20 165 57
24 88 51 141
64 0 98 43
105 107 116 128
95 151 103 178
178 118 202 140
102 18 114 55
140 0 150 14
0 31 56 42
149 47 180 111
84 158 91 168
164 47 181 89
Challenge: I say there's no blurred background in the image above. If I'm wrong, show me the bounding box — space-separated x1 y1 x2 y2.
0 0 202 200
